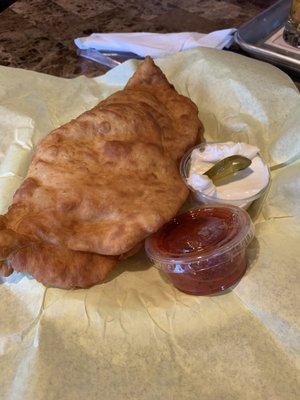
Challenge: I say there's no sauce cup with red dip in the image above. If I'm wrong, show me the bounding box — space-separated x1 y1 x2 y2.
145 205 254 295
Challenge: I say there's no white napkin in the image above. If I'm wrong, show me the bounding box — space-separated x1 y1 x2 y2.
74 29 236 58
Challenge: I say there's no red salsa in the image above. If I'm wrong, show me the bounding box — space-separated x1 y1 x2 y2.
145 205 254 295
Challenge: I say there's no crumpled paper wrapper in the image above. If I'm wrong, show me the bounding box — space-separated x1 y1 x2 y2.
0 48 299 400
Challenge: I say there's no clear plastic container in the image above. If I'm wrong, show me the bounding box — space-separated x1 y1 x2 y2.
180 142 271 212
145 205 254 295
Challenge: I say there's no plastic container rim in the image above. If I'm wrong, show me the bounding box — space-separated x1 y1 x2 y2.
145 204 255 267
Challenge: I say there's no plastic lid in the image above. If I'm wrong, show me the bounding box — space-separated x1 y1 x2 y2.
145 204 254 267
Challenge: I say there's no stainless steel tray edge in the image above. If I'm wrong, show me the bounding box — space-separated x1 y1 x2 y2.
234 0 300 73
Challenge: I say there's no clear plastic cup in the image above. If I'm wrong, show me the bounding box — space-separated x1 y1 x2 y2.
145 205 254 295
180 143 271 213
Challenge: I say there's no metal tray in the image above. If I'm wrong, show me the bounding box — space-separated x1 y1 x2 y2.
235 0 300 73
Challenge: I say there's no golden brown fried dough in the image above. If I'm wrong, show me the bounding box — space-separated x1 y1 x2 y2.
0 57 202 288
9 243 117 289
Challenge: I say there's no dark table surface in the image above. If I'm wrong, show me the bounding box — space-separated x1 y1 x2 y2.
0 0 282 78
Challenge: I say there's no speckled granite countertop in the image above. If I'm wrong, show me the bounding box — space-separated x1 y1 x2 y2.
0 0 279 78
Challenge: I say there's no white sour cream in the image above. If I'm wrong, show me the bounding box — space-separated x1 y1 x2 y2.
187 142 269 207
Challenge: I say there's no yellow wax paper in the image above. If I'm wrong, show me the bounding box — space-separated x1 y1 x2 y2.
0 48 299 400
